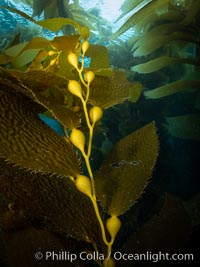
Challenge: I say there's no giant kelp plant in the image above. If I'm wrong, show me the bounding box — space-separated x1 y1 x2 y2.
0 6 159 267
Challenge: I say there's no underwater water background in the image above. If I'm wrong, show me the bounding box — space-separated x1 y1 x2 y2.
0 0 200 266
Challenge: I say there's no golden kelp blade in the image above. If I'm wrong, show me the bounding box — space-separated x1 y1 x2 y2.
0 88 80 177
10 50 41 68
6 35 79 56
5 42 28 57
164 114 200 141
5 37 50 57
89 70 133 109
133 35 169 57
86 45 110 71
4 35 80 68
144 80 200 99
95 122 159 216
51 35 80 52
132 56 199 74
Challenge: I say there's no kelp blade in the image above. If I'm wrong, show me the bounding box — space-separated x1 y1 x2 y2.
132 56 200 74
7 69 80 129
0 87 80 177
89 70 134 109
0 158 103 245
95 122 159 216
164 114 200 140
144 80 200 99
86 45 110 74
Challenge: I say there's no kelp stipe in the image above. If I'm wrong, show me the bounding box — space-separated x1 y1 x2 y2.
66 39 121 265
0 6 159 267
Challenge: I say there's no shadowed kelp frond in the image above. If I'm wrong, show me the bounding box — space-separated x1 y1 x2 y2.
0 86 80 177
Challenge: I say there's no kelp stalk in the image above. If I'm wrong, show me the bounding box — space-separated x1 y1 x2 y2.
67 39 120 266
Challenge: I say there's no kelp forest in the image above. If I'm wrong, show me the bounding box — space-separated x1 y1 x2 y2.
0 0 199 266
